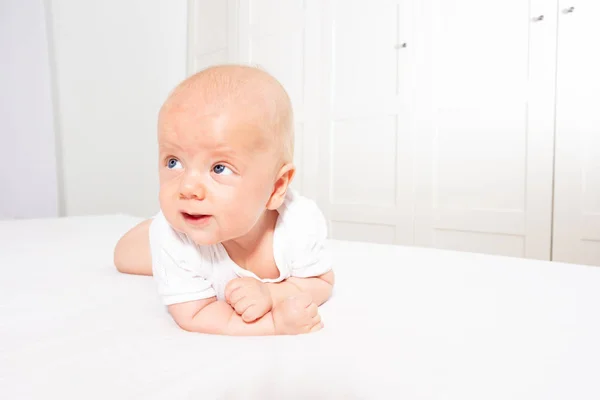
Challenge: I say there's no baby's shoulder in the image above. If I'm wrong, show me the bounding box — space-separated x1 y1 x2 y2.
274 190 333 275
277 189 328 240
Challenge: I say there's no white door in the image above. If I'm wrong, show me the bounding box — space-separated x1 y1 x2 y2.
316 0 417 245
236 0 323 198
412 0 558 259
552 1 600 266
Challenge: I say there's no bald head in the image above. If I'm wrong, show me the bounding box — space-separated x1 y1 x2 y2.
159 64 295 164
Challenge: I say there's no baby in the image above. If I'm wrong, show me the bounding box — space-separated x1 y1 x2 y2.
113 64 334 336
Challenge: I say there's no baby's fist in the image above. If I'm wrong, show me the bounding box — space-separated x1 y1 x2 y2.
272 292 323 335
225 277 273 323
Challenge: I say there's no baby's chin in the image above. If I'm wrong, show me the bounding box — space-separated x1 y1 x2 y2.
165 211 251 247
179 229 222 247
184 226 252 248
163 215 219 245
175 224 223 246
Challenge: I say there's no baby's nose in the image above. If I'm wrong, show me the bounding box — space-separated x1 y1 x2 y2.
179 172 206 200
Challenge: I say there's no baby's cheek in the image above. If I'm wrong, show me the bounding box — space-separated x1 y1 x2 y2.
158 182 179 213
241 203 267 229
159 170 180 186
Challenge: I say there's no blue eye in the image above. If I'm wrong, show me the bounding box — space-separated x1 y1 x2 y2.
213 164 233 175
167 158 182 169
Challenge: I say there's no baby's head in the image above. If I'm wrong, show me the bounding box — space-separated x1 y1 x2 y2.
156 64 295 245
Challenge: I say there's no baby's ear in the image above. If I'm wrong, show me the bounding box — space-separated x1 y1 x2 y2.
266 163 295 210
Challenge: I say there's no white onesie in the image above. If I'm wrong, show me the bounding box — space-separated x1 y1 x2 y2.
148 189 333 305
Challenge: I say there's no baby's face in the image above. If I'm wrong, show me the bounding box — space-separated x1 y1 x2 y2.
157 104 281 246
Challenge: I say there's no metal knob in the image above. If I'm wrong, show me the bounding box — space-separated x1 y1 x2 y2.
533 15 544 22
563 6 575 13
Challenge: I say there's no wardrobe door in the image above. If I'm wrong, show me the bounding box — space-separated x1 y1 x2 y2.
552 1 600 266
412 0 558 259
316 0 417 245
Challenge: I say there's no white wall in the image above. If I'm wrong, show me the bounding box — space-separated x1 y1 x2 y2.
0 0 59 219
47 0 188 218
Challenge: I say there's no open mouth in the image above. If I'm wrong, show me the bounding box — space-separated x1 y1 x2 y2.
181 212 211 225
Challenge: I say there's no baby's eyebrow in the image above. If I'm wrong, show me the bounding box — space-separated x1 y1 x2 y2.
217 137 270 158
158 142 184 154
250 134 271 153
211 145 242 158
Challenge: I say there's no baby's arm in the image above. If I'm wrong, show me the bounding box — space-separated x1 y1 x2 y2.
169 297 275 335
224 270 334 323
268 270 335 307
168 294 321 336
113 219 153 276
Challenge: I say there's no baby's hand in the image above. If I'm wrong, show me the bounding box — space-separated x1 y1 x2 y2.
272 292 323 335
225 277 273 323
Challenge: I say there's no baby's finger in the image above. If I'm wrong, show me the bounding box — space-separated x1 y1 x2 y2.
293 292 313 309
310 322 324 333
242 304 264 323
228 286 246 304
233 296 252 316
311 314 322 326
224 280 242 303
307 303 319 318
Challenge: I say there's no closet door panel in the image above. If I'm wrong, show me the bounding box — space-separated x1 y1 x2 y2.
413 0 557 259
331 1 398 117
318 0 417 245
552 0 600 266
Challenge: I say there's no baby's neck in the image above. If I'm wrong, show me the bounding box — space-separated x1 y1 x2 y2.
222 209 279 267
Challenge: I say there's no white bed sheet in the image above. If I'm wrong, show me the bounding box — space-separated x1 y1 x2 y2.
1 214 599 399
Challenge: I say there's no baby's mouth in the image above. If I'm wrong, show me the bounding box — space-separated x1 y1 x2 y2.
181 212 211 225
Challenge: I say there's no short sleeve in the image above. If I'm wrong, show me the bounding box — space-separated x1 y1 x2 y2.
275 191 333 279
148 212 216 305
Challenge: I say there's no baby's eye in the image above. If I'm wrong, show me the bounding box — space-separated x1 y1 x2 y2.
212 164 233 175
167 158 182 169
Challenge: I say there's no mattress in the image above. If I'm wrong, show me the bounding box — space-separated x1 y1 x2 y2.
1 214 599 399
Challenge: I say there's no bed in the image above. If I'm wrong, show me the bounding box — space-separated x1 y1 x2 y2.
1 214 599 399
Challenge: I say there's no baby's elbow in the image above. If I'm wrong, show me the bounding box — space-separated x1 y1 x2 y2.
167 298 222 334
172 314 222 335
174 318 197 333
169 309 199 333
113 237 128 273
112 219 153 275
320 269 335 286
113 235 139 274
319 270 335 304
